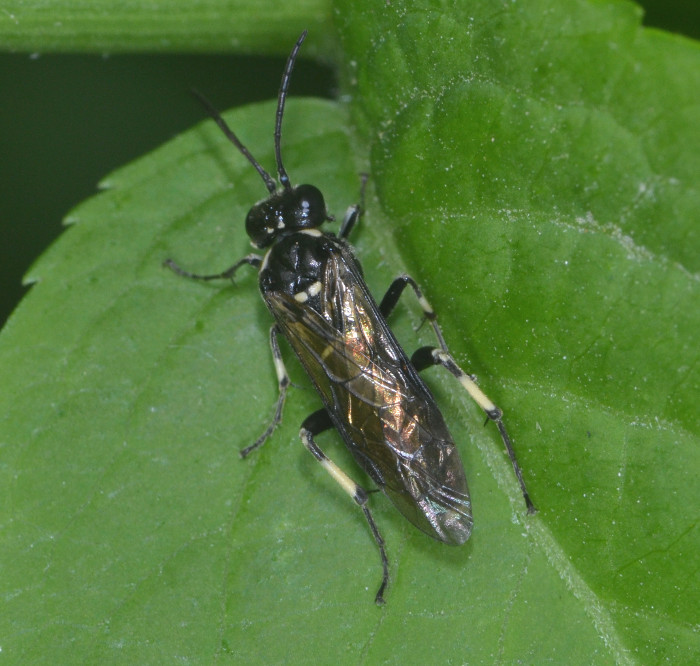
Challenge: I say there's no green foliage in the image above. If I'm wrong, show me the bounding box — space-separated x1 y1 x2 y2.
0 0 331 54
1 1 698 663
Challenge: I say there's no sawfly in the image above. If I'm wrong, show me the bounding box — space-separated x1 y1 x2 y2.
165 30 535 605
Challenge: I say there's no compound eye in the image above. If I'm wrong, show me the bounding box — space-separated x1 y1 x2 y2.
294 184 327 228
245 204 274 248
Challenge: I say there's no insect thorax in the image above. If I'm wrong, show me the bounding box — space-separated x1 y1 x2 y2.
259 230 348 304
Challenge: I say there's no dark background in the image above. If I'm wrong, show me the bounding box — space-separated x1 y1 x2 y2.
1 3 697 325
0 51 334 325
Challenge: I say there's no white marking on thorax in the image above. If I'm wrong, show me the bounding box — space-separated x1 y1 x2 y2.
294 280 322 303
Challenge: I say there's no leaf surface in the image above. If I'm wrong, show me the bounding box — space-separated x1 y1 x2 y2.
1 1 698 664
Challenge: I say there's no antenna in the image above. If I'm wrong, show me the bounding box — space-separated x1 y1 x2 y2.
274 30 307 190
191 89 277 194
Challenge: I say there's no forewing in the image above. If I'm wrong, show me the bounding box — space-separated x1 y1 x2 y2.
266 247 471 542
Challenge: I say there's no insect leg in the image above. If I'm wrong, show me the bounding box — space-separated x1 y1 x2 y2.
379 275 535 514
164 253 262 282
378 274 449 350
300 409 389 606
338 173 368 239
239 325 289 458
411 345 536 514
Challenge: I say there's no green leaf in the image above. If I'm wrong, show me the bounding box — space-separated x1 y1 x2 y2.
336 0 700 662
1 1 698 664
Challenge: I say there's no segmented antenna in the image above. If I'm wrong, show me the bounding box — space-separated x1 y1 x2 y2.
192 30 307 194
192 89 277 193
274 30 307 190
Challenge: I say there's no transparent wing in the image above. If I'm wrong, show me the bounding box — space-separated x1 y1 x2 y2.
265 245 472 543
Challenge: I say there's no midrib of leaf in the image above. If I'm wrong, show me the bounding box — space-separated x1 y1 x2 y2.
526 509 634 666
364 202 647 666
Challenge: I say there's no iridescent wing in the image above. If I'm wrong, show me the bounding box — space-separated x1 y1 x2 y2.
265 243 472 543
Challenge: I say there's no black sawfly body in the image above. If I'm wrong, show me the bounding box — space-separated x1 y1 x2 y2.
166 30 535 605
